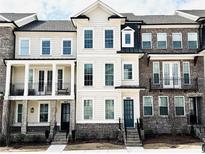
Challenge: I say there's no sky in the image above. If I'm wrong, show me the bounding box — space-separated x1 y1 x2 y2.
0 0 205 20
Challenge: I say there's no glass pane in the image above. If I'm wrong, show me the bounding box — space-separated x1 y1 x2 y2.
63 40 71 54
84 30 93 48
173 41 182 48
125 34 131 44
105 100 114 119
20 40 29 55
105 30 113 48
84 100 93 120
158 41 166 48
188 41 197 49
144 97 152 106
105 64 114 86
160 107 168 115
176 107 184 115
164 64 170 85
173 63 179 85
42 40 50 55
124 64 132 80
160 97 168 107
144 107 152 116
142 41 151 49
40 104 48 122
84 64 93 86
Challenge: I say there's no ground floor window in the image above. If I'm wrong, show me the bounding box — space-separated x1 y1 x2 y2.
17 104 23 123
105 100 114 119
84 100 93 120
174 96 185 116
143 96 153 116
40 104 49 122
159 96 169 116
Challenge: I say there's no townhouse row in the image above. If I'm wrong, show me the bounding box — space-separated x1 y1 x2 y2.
0 1 205 142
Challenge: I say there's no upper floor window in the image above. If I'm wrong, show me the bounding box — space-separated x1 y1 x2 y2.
20 39 30 55
84 30 93 48
153 62 160 84
41 40 51 55
122 27 135 48
183 62 190 84
157 33 167 49
105 29 114 48
125 34 131 44
123 64 133 80
105 64 114 86
142 33 152 49
188 33 198 49
84 64 93 86
172 33 182 49
62 40 71 55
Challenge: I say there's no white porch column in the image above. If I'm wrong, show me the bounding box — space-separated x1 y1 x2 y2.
52 63 57 96
24 64 29 96
70 62 75 97
21 100 28 134
5 63 11 98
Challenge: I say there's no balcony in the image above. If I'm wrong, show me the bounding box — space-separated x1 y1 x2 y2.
149 78 198 91
10 83 71 96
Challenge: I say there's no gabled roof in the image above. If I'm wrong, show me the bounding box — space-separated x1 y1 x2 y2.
16 20 76 32
0 13 36 22
177 10 205 18
122 13 197 24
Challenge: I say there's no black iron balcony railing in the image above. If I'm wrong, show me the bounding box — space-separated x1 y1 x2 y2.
149 78 198 90
10 82 71 96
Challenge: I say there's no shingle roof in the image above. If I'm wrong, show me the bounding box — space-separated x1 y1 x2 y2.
121 13 197 24
0 13 35 21
177 10 205 17
0 16 6 22
17 20 76 32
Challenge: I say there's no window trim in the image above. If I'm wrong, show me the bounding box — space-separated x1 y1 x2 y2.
158 96 169 117
153 61 160 85
122 62 134 81
82 98 94 120
61 38 72 55
16 102 23 123
84 63 93 87
157 33 167 49
183 61 191 85
103 27 115 49
105 63 114 86
40 38 52 56
188 32 198 49
143 96 154 117
174 96 186 117
172 33 183 49
38 101 50 123
83 28 94 49
19 38 30 56
141 33 152 49
104 98 115 120
122 27 135 48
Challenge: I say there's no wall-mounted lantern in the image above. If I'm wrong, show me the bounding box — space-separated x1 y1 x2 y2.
30 107 34 113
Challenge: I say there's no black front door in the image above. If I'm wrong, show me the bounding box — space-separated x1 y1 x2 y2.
189 97 199 124
124 99 134 128
61 103 70 131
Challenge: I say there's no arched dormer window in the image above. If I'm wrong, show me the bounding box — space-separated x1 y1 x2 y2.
121 26 135 48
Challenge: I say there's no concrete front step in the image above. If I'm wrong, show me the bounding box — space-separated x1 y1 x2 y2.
52 141 67 145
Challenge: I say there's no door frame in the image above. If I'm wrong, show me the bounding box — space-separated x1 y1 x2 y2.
123 98 134 128
60 102 70 131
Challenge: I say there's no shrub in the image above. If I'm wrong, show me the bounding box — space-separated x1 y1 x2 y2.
0 134 6 146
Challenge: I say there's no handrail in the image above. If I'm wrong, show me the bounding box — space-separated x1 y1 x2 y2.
137 118 142 140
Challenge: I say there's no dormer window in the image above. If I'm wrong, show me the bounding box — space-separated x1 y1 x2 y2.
122 26 135 48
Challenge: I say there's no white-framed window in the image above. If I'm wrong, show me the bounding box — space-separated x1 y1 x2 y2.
84 29 93 48
41 39 51 55
84 99 93 120
157 33 167 49
62 39 72 55
105 29 114 48
123 64 133 80
188 32 198 49
39 103 49 122
122 27 135 47
105 99 114 120
143 96 153 116
28 69 34 89
84 64 93 86
16 103 23 123
153 62 160 84
172 33 182 49
142 33 152 49
105 64 114 86
159 96 169 116
19 39 30 55
183 62 190 85
174 96 185 116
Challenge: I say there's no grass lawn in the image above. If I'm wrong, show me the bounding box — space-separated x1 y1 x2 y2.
64 141 125 151
0 144 49 152
143 134 202 149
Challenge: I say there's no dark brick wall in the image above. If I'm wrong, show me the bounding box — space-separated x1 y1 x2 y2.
139 55 204 134
76 123 119 140
141 28 199 53
0 99 2 132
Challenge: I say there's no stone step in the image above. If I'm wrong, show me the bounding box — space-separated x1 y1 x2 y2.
127 138 141 142
52 141 67 145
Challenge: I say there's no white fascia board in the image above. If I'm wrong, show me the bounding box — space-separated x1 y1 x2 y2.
0 15 10 22
175 10 199 21
15 14 37 27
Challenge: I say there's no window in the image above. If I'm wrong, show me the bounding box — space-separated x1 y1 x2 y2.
40 104 48 122
105 30 113 48
153 62 160 84
38 70 44 92
17 104 23 123
188 33 198 49
174 96 185 116
124 64 132 80
28 69 34 89
84 30 93 48
105 64 114 86
172 33 182 49
84 64 93 86
125 34 131 44
47 70 52 92
159 96 168 116
20 39 29 55
57 69 63 90
62 40 71 55
122 27 135 47
143 96 153 116
142 33 152 49
42 40 51 55
84 100 93 120
183 62 190 84
157 33 167 49
105 100 114 119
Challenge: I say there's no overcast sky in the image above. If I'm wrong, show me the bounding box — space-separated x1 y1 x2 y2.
0 0 205 20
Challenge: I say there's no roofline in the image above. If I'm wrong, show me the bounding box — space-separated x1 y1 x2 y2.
141 23 198 25
14 30 77 32
4 58 76 62
0 14 10 22
15 13 37 23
